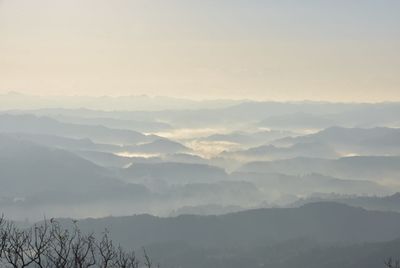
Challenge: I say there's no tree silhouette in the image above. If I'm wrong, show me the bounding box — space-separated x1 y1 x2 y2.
385 258 400 268
0 215 157 268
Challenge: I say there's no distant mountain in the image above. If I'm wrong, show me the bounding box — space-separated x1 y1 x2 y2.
6 132 119 152
163 153 209 165
239 156 400 182
123 139 191 154
0 92 239 111
0 135 109 194
292 193 400 213
229 127 400 162
0 135 151 219
169 204 244 217
0 114 157 144
143 238 400 268
218 101 359 122
275 127 400 156
266 238 400 268
0 132 167 168
119 162 228 186
202 130 296 147
221 102 400 128
258 112 337 130
0 134 268 220
230 172 389 196
43 114 172 132
6 101 400 128
62 203 400 250
73 150 140 168
165 181 262 207
226 142 337 161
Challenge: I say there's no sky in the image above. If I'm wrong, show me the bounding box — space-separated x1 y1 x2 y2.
0 0 399 101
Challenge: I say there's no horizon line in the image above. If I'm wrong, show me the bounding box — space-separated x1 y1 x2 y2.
1 90 400 105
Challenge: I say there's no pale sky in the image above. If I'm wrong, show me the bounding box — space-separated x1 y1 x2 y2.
0 0 399 101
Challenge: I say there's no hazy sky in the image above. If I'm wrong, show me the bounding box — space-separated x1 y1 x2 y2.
0 0 399 101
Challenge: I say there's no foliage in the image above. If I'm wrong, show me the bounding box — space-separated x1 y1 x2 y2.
0 216 157 268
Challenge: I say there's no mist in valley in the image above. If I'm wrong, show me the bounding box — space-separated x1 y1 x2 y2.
1 96 400 267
